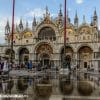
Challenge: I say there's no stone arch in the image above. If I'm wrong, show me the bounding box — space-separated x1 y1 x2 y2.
34 42 53 54
18 47 29 63
77 23 91 34
35 24 57 38
77 46 93 71
60 45 74 54
34 42 53 68
5 48 15 60
60 46 74 69
77 44 93 53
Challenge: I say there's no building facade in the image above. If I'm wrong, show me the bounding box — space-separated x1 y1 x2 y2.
0 6 100 71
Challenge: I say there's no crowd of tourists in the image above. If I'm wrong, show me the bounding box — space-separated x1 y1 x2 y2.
0 60 33 72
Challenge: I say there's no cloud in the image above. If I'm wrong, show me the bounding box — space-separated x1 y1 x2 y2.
26 7 57 18
75 0 84 4
26 8 45 18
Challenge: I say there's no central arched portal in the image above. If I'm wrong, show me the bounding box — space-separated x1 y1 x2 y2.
40 53 50 67
35 43 53 69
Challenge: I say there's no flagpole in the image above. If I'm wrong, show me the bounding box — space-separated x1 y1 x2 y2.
64 0 66 46
63 0 67 68
11 0 15 67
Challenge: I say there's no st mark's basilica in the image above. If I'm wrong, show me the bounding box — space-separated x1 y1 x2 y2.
0 6 100 72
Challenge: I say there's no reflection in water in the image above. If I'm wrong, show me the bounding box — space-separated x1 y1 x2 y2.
76 72 94 96
17 76 28 93
34 96 49 100
0 72 100 100
77 80 93 96
59 73 73 95
34 71 52 97
0 77 14 94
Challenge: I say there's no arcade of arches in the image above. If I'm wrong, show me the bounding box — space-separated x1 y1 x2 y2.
60 46 94 70
4 45 98 71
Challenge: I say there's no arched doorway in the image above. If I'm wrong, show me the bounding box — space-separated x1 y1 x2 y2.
78 46 93 70
61 46 73 69
65 55 71 69
40 53 50 67
19 48 29 63
35 43 53 69
5 49 15 60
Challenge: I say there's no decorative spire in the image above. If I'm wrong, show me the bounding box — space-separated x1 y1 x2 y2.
90 16 93 26
19 18 23 31
19 18 22 25
5 20 10 34
44 6 50 18
83 15 86 24
74 10 78 28
46 6 48 15
58 4 63 17
94 7 97 17
93 8 98 21
67 9 70 23
67 10 69 18
57 4 63 27
93 8 98 27
26 21 28 29
7 20 10 27
75 10 78 19
32 15 37 26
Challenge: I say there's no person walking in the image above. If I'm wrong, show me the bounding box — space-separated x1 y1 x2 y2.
2 60 9 74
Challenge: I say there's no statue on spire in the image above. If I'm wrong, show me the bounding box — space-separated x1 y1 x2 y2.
59 4 63 17
19 18 23 31
74 10 78 28
93 7 98 28
44 6 50 18
5 20 10 34
57 4 63 27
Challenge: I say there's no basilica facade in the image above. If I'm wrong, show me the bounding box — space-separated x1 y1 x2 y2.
0 6 100 71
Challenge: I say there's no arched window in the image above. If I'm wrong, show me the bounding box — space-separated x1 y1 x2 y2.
38 27 56 41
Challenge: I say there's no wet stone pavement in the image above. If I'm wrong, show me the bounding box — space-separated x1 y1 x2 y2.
0 70 100 100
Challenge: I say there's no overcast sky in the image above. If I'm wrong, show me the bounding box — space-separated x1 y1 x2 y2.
0 0 100 44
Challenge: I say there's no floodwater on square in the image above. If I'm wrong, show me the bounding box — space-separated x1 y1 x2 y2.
0 71 100 100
